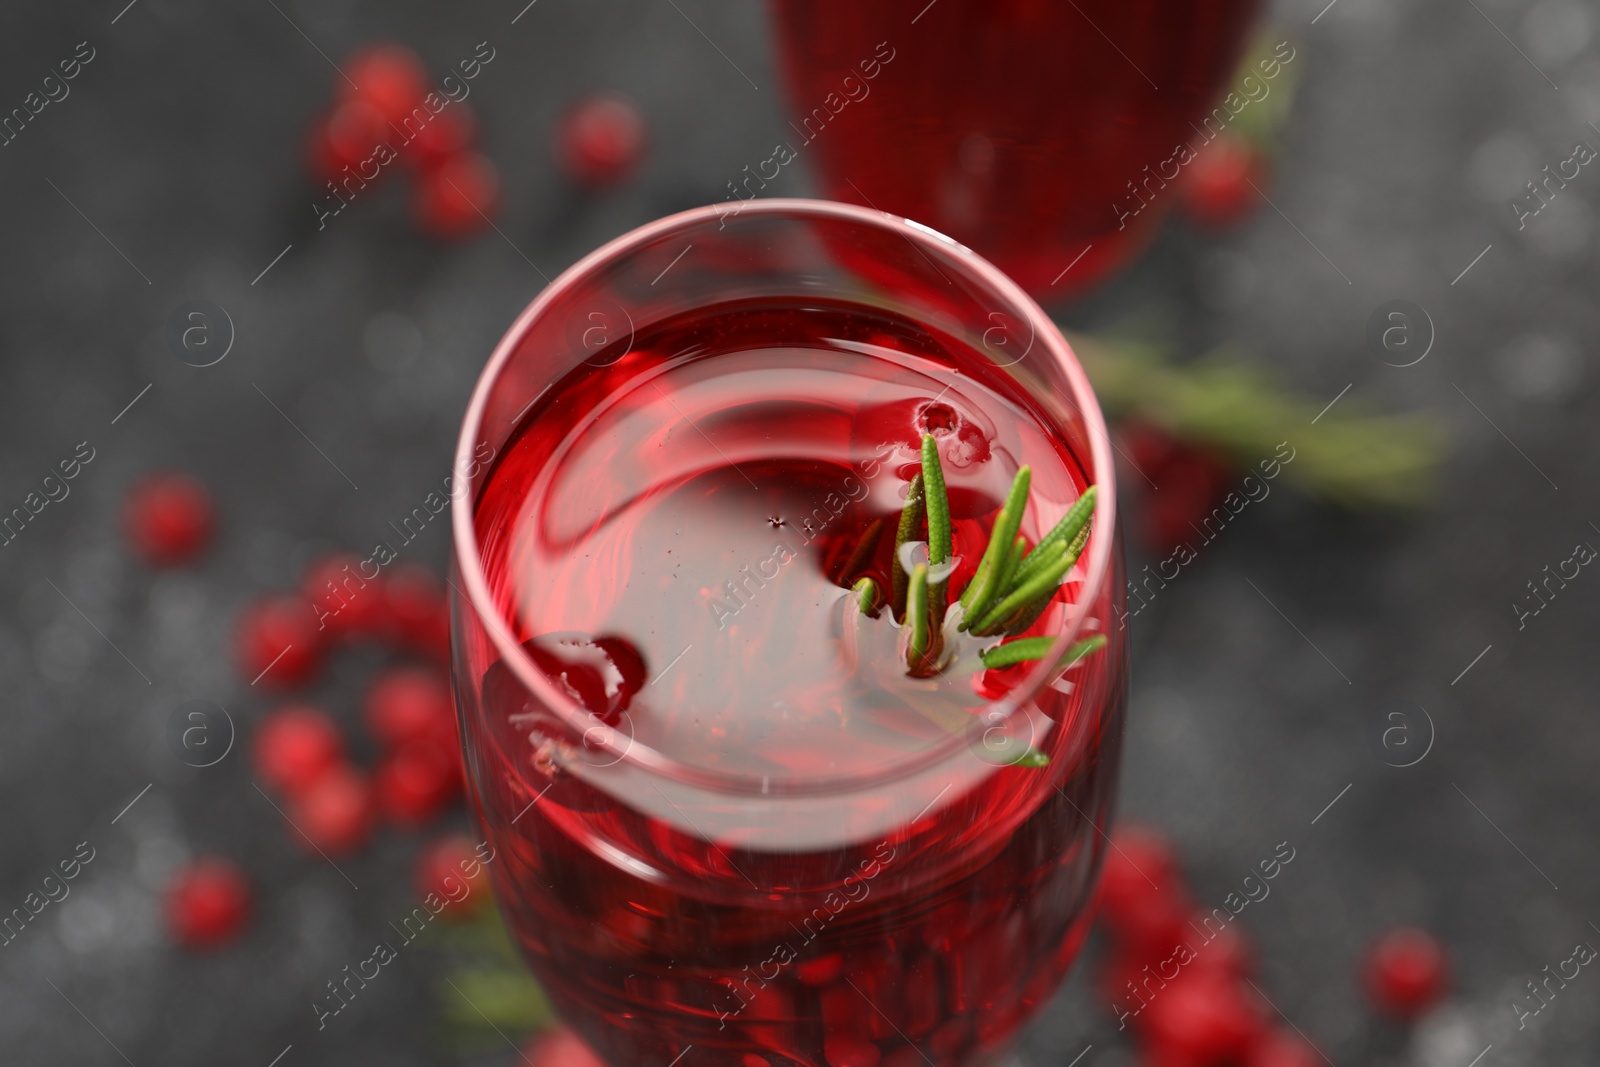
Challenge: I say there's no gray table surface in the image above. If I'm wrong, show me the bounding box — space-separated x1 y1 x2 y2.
0 0 1596 1064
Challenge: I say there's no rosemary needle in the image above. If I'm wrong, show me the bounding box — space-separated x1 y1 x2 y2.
980 633 1108 671
958 465 1032 626
921 434 952 621
891 472 925 619
905 562 931 672
852 575 879 615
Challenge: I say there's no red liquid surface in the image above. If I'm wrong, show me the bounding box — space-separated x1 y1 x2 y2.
771 0 1261 297
466 300 1125 1067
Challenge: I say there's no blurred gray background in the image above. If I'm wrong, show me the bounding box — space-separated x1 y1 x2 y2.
0 0 1597 1064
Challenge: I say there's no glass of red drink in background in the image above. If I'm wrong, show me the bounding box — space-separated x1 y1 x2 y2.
451 200 1127 1067
769 0 1263 298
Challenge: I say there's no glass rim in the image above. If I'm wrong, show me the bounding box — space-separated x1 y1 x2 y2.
452 197 1118 799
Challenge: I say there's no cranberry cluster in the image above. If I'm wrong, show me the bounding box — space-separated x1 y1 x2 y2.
122 470 485 949
306 43 499 239
1096 825 1449 1065
304 42 649 240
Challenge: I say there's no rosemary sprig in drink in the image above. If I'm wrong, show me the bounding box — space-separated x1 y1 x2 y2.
888 433 1103 677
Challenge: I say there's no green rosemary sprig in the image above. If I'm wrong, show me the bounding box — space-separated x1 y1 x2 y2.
885 430 1103 683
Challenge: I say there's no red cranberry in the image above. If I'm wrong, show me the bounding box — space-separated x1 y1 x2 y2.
364 666 455 749
123 472 214 567
1244 1030 1326 1067
1363 927 1449 1019
523 1026 609 1067
796 953 845 986
1117 423 1235 555
1182 132 1266 229
318 98 392 177
342 43 428 125
823 1036 881 1067
252 704 344 796
374 740 459 825
288 764 372 854
407 104 477 170
414 834 489 901
1098 825 1183 907
413 151 499 238
382 564 449 653
302 553 386 638
235 595 324 688
165 858 251 950
1141 976 1267 1064
556 92 647 186
1184 910 1253 980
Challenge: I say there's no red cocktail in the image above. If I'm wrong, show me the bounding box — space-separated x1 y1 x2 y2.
452 201 1126 1067
770 0 1263 297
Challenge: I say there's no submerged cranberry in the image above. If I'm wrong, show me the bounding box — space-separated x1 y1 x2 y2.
522 633 648 726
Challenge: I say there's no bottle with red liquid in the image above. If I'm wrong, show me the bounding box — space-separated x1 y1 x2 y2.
769 0 1263 298
451 201 1127 1067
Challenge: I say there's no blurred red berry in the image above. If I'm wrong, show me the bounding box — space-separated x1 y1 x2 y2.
165 858 251 950
1117 423 1235 555
556 92 647 187
288 765 372 854
414 834 489 902
1097 826 1188 945
235 595 323 688
365 665 455 749
302 553 385 638
252 704 344 796
1363 927 1449 1019
317 98 392 177
1244 1030 1326 1067
413 151 499 238
343 43 428 125
823 1036 881 1067
123 472 214 567
1184 913 1253 980
374 741 459 825
1142 976 1267 1065
407 104 477 170
1182 132 1265 229
383 564 448 647
1102 825 1183 897
524 1026 609 1067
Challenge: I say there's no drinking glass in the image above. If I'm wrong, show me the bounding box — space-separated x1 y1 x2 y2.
770 0 1263 298
451 200 1127 1067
